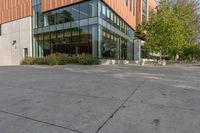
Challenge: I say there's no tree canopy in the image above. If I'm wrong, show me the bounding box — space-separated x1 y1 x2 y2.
143 0 200 60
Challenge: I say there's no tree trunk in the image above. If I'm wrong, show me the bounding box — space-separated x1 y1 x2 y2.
160 50 162 61
174 51 177 61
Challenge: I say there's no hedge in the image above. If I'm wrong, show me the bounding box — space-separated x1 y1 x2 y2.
21 54 100 65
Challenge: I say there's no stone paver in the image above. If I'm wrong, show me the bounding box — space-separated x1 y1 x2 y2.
0 65 199 133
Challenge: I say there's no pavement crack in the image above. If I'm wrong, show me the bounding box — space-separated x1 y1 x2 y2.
95 79 147 133
0 110 83 133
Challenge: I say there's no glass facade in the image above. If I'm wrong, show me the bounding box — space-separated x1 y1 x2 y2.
142 0 147 22
32 0 134 60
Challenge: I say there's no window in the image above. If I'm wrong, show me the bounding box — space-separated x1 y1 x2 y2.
71 4 80 21
24 48 28 58
63 7 74 22
33 0 41 6
80 2 89 19
71 28 79 43
142 0 147 21
133 0 135 15
102 4 106 16
33 5 39 28
80 26 89 44
46 11 56 26
57 9 66 24
89 0 98 17
113 13 117 25
101 3 107 19
126 0 128 6
37 5 44 28
110 11 114 22
107 8 110 19
0 24 1 36
64 29 71 44
130 0 132 11
56 7 73 24
43 33 51 56
32 0 43 28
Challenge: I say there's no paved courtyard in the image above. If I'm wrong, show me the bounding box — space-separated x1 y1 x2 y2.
0 64 199 133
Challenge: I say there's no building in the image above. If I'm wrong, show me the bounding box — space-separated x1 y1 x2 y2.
0 0 156 65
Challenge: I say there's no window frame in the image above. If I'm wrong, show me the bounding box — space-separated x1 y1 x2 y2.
0 24 2 36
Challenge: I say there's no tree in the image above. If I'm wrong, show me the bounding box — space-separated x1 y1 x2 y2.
143 0 199 61
135 24 146 40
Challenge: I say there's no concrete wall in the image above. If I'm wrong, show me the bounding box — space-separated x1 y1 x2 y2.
0 17 32 66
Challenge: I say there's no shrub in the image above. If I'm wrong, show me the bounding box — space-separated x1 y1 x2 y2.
45 53 69 65
77 55 100 65
32 58 45 65
21 54 100 65
21 57 35 65
21 57 45 65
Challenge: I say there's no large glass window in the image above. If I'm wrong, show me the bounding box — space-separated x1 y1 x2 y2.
54 31 66 53
80 2 89 19
99 1 130 35
64 29 72 55
32 0 134 60
51 32 57 53
64 29 71 44
113 14 117 26
89 0 98 17
34 35 39 56
80 26 91 54
101 27 118 59
121 38 128 60
43 33 51 56
47 11 56 26
89 25 98 57
33 5 39 28
71 28 80 44
142 0 147 21
71 4 80 21
56 31 64 45
63 7 74 22
106 7 110 19
38 5 44 28
80 26 89 44
57 9 66 24
101 3 106 18
38 34 44 57
110 11 114 24
33 0 41 6
32 1 43 28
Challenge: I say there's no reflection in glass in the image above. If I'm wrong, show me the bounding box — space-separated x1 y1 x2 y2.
47 11 56 26
57 9 66 24
43 33 51 56
71 5 80 21
38 34 44 57
101 28 118 59
32 0 134 60
80 2 89 19
89 0 98 17
63 7 74 22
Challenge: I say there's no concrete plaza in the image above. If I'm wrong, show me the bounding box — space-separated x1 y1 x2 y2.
0 64 199 133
